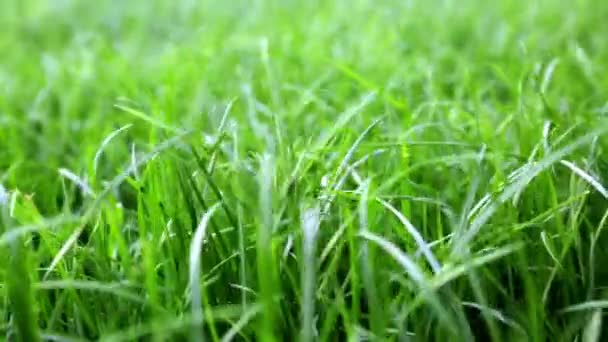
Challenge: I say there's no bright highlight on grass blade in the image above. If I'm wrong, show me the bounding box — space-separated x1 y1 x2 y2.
257 153 277 341
301 205 320 342
378 198 441 273
86 131 194 217
114 103 184 134
58 168 95 197
93 123 133 174
35 280 146 304
360 230 466 335
322 117 383 215
583 309 603 342
359 230 426 284
461 301 524 332
431 244 522 291
220 304 263 342
0 183 8 205
560 301 608 313
559 160 608 199
42 224 86 280
189 202 222 342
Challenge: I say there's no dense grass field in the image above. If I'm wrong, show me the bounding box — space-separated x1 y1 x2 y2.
2 0 608 340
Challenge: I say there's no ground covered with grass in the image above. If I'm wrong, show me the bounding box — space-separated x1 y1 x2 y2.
1 0 608 340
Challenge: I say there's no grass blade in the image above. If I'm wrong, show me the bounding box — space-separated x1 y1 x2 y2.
377 198 441 273
114 103 183 134
257 154 278 341
93 124 133 174
560 160 608 199
189 202 222 342
560 301 608 313
300 205 320 342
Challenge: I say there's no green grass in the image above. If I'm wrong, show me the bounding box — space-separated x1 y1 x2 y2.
1 0 608 340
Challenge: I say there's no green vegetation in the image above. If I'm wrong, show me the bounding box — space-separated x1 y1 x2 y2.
1 0 608 340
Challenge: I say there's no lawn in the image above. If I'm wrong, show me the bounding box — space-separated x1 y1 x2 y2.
1 0 608 340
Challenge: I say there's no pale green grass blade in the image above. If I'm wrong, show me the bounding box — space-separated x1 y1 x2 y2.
257 153 277 341
189 202 222 342
114 104 184 134
559 160 608 199
560 301 608 313
93 124 133 174
378 198 441 273
583 309 602 342
300 205 320 342
58 168 95 198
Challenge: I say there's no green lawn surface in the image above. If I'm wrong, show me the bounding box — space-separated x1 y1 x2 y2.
1 0 608 341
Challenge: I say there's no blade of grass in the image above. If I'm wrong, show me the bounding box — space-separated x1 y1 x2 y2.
189 202 222 342
377 198 441 273
300 205 320 342
114 103 183 134
257 153 277 341
93 124 133 175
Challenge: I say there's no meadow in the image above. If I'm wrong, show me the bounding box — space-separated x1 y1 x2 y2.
1 0 608 340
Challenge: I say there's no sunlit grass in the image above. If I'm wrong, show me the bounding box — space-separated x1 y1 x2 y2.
1 0 608 340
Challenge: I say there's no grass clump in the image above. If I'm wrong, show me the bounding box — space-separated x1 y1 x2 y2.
1 0 608 340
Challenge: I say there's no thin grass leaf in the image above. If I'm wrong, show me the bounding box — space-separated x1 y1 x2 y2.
358 180 384 336
461 302 525 332
560 160 608 199
560 301 608 313
434 244 522 289
377 198 441 273
322 118 383 215
220 304 263 342
207 99 235 173
540 58 559 95
85 131 194 219
283 92 376 196
583 309 602 342
257 153 277 341
301 205 320 342
36 280 147 305
189 202 222 342
359 231 426 284
42 224 86 280
93 124 133 174
359 230 463 335
58 168 95 197
190 146 239 234
114 103 183 133
540 230 563 268
331 117 383 187
183 169 231 262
